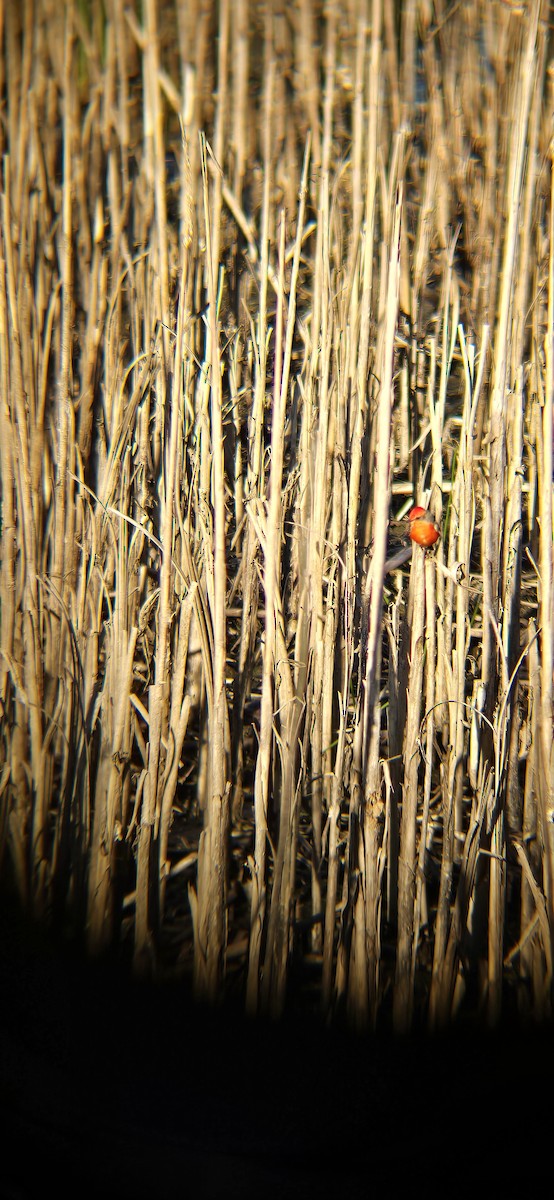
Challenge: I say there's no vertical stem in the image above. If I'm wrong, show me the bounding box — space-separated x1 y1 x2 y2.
193 135 230 1002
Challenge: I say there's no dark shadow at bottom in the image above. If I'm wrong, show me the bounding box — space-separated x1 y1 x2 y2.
1 892 551 1198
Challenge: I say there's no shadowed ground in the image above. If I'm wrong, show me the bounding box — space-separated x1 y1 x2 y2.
1 894 551 1198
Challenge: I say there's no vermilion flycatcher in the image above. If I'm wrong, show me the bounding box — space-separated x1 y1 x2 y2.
408 506 441 548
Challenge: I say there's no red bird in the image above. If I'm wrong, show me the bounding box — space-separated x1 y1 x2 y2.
408 506 441 548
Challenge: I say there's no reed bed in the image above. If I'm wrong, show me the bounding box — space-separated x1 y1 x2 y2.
1 0 553 1033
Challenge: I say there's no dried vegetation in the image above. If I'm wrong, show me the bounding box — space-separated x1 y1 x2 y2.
1 0 553 1031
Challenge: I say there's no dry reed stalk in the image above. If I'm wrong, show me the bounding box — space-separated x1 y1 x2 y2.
399 0 417 119
259 143 311 1014
484 0 544 1023
350 184 403 1028
191 135 231 1001
50 15 76 649
539 74 554 930
247 210 289 1012
520 624 552 1013
346 13 366 290
518 622 541 1004
133 180 189 970
88 617 138 954
412 549 436 957
488 0 540 640
393 541 426 1032
2 158 50 914
334 1 386 1019
245 47 275 1014
321 263 352 1008
208 0 228 279
336 228 377 1012
298 0 321 168
230 0 249 201
442 330 477 864
297 159 328 955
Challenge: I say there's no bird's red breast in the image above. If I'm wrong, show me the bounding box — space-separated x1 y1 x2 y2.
408 506 441 548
